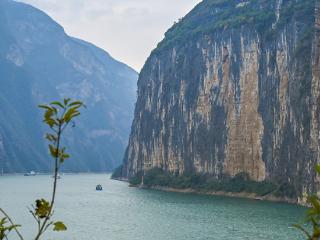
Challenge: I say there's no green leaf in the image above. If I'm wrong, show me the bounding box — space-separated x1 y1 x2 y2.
46 133 57 143
35 199 51 219
49 144 58 158
64 98 71 106
70 112 80 119
68 101 83 107
53 221 67 231
292 224 312 239
50 101 64 109
316 165 320 175
308 195 320 212
64 107 79 123
38 105 53 111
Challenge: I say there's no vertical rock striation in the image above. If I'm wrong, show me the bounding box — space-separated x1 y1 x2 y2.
122 0 320 201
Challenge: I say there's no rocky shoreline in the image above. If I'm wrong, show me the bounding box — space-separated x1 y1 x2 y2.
112 177 300 205
147 186 299 205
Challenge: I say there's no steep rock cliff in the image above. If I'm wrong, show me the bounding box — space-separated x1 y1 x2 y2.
122 0 320 200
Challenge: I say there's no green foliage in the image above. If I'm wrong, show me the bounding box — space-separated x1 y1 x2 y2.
155 0 276 51
294 166 320 239
143 168 171 187
111 165 123 179
130 168 278 197
53 221 67 232
129 172 143 185
0 98 84 240
274 182 298 199
0 217 20 240
34 199 51 219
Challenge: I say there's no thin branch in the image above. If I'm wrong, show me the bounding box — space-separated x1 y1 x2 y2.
43 221 53 234
49 126 58 134
28 207 40 232
34 123 62 240
0 208 24 240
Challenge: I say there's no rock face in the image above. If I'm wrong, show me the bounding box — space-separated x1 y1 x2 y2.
0 0 137 172
122 0 320 200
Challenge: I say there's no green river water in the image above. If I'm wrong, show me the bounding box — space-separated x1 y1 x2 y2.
0 174 307 240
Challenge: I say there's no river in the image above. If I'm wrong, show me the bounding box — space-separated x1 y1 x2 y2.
0 174 307 239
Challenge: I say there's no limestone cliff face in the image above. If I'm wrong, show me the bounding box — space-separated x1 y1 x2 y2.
123 0 320 200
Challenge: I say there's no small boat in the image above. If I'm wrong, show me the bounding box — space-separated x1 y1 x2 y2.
96 184 103 191
24 171 36 176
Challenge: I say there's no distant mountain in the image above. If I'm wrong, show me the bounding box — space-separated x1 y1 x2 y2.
0 0 138 173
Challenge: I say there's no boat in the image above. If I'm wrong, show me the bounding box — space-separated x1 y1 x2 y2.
24 171 36 176
96 184 103 191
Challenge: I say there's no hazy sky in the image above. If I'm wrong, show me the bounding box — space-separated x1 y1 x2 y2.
18 0 201 71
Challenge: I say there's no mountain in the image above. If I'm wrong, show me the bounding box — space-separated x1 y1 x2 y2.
121 0 320 202
0 0 138 173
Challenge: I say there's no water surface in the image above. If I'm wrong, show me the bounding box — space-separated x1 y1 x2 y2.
0 174 306 239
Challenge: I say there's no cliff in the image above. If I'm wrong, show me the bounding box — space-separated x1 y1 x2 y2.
121 0 320 202
0 0 137 172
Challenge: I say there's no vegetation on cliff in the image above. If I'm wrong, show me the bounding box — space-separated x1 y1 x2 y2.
122 0 319 202
128 168 298 198
155 0 314 52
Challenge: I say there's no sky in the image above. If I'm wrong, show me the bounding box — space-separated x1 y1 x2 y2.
17 0 202 71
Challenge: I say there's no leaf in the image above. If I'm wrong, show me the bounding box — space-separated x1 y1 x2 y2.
316 165 320 175
292 224 312 239
68 101 83 107
60 152 70 163
46 134 57 143
38 105 53 111
53 221 67 231
70 112 80 119
35 199 51 219
64 98 71 106
58 147 69 163
64 107 79 123
50 101 64 109
308 195 320 212
43 109 58 128
49 144 58 158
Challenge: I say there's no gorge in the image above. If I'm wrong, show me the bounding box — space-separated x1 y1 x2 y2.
120 0 320 203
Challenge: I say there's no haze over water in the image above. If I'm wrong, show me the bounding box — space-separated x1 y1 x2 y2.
0 174 306 239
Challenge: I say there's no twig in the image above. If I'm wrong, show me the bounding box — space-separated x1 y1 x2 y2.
0 208 24 240
34 123 62 240
28 207 40 231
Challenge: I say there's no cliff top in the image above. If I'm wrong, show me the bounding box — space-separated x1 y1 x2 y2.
153 0 314 53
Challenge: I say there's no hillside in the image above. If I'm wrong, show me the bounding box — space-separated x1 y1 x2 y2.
0 0 138 172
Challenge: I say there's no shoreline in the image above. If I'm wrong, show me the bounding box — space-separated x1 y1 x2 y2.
112 178 299 205
146 185 298 205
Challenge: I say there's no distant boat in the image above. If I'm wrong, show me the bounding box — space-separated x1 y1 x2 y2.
96 184 103 191
24 171 36 176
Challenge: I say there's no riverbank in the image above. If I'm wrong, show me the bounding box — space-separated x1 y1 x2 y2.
145 185 298 204
112 176 299 205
